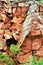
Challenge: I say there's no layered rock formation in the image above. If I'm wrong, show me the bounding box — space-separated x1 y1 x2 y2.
0 1 43 63
17 2 43 63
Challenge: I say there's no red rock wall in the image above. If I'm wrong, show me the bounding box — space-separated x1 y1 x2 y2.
17 14 43 63
0 2 43 63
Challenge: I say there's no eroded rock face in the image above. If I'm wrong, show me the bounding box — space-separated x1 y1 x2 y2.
17 16 43 63
17 52 32 62
11 3 43 63
0 1 43 63
21 37 31 53
0 2 29 53
0 3 29 42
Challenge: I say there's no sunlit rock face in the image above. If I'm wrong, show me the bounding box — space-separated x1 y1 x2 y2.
17 16 43 63
0 1 43 63
0 2 29 49
17 4 43 62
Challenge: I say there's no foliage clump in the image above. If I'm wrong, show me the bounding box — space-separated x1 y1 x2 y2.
0 52 15 65
9 44 20 55
0 44 20 65
6 59 14 65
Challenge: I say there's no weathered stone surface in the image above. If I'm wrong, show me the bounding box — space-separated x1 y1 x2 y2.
32 38 42 50
21 37 31 53
17 52 32 62
35 46 43 56
0 2 43 63
30 30 41 36
30 17 41 36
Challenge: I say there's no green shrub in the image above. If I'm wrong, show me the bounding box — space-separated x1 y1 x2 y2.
9 44 20 55
0 52 9 60
0 52 15 65
2 54 10 61
0 52 3 58
29 56 43 65
29 56 37 65
6 59 15 65
38 58 43 65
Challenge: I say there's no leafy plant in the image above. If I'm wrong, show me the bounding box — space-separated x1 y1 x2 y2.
2 54 10 61
29 56 43 65
29 56 37 65
0 52 3 64
9 44 20 55
0 52 15 65
0 52 9 60
38 58 43 65
6 59 15 65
